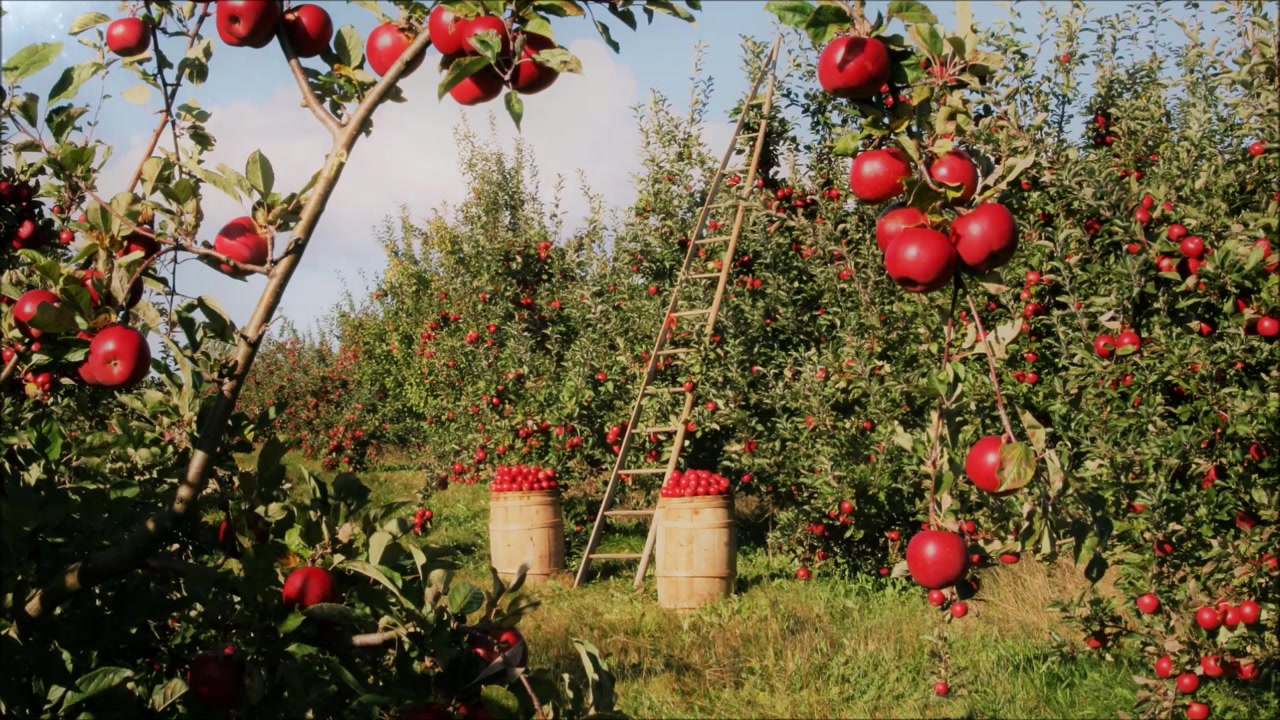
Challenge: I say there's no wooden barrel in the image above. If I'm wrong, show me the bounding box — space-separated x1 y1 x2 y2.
655 495 736 609
488 490 565 584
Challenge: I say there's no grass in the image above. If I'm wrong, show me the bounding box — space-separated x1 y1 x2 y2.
243 453 1272 719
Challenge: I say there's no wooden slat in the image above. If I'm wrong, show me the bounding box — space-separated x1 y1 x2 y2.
589 553 644 560
604 509 656 518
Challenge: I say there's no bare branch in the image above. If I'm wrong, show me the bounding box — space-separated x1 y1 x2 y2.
964 290 1019 443
277 26 341 138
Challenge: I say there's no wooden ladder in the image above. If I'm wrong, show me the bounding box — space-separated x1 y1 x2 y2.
573 37 782 589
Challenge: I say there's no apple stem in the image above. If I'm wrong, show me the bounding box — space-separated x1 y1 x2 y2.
963 291 1018 443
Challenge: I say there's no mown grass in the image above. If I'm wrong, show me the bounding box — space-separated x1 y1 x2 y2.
244 454 1277 719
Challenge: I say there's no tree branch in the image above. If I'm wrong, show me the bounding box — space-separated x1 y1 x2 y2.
277 24 341 138
964 290 1019 443
0 350 19 385
22 25 437 621
350 627 409 647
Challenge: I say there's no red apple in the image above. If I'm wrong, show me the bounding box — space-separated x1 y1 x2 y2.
216 0 281 49
1136 593 1160 614
964 435 1004 493
428 5 467 55
1093 334 1116 358
1200 655 1224 678
1155 654 1175 679
950 202 1018 272
816 36 890 100
458 14 511 56
1249 140 1267 156
1180 236 1206 259
1176 672 1199 693
213 216 269 276
1115 330 1141 352
1185 702 1209 720
1168 223 1189 241
795 566 811 580
950 601 968 618
366 23 425 77
510 32 558 95
12 289 60 338
926 588 946 606
1194 605 1221 631
491 626 527 667
1237 600 1260 625
875 203 930 253
282 566 338 609
933 681 949 696
282 4 332 58
118 229 160 258
905 530 968 589
849 148 912 204
929 150 979 203
106 17 150 56
187 649 244 708
884 228 956 293
1257 316 1279 338
449 67 504 106
81 268 143 309
86 324 151 389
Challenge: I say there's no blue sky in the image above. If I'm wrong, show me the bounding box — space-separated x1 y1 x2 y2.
1 1 1214 331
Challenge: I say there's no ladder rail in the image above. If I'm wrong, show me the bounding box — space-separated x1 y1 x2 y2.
573 35 782 589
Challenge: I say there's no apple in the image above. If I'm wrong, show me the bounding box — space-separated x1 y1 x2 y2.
1249 140 1267 156
366 23 425 77
1257 316 1279 338
1237 599 1260 625
1194 605 1221 631
929 150 979 203
816 36 890 99
849 148 912 204
875 204 930 253
1200 655 1224 678
1154 539 1174 556
459 14 511 56
933 681 949 696
1136 593 1160 614
85 324 151 389
282 566 338 609
1179 236 1206 259
1085 631 1105 649
428 5 467 55
884 228 956 293
118 229 160 258
999 552 1020 564
187 649 244 708
1237 662 1259 680
510 32 558 95
106 17 150 56
491 626 527 667
795 566 811 580
1185 702 1209 720
839 499 854 515
1168 223 1189 241
12 289 60 338
1134 207 1151 225
950 202 1018 272
282 4 332 58
449 66 504 105
216 0 281 49
950 601 968 618
1222 606 1241 627
1093 334 1116 358
905 530 968 589
964 435 1004 493
213 216 270 276
1155 654 1175 679
1115 330 1141 352
927 588 945 606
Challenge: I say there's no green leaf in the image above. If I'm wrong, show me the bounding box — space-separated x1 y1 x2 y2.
607 5 638 30
121 84 151 105
764 0 815 29
245 150 274 196
831 131 862 157
150 677 186 711
343 560 410 606
45 104 88 142
447 581 484 615
367 530 393 566
504 90 523 132
185 164 242 202
907 23 944 57
48 61 102 104
531 48 582 74
2 42 63 83
996 441 1035 493
594 20 620 53
467 30 503 64
70 11 112 35
804 5 851 46
302 602 359 625
351 0 390 22
11 92 40 128
278 611 306 634
437 56 491 99
334 25 363 69
481 686 523 720
28 301 80 336
62 666 133 709
887 0 937 24
643 0 696 22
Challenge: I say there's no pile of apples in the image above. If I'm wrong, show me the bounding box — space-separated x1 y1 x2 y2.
815 33 1019 293
660 469 731 498
490 464 558 492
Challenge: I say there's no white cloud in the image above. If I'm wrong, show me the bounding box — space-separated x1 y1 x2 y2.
100 40 646 329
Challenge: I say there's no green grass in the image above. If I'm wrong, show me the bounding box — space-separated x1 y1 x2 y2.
243 454 1274 719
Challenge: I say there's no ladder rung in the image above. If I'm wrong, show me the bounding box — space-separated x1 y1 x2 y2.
671 308 711 318
735 130 760 140
644 386 689 395
604 509 656 518
643 425 680 434
695 236 731 245
688 272 722 280
657 347 695 356
619 468 669 475
709 201 738 209
589 553 643 561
